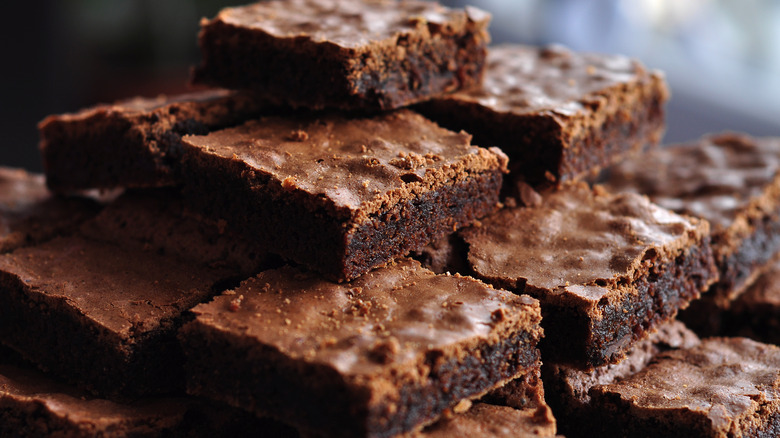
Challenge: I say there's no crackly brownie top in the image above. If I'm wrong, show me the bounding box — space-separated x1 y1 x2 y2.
0 363 190 429
0 235 228 339
182 110 508 217
552 320 700 404
443 44 661 115
594 338 780 428
604 132 780 232
420 403 557 438
0 168 99 252
189 259 541 376
461 183 708 301
208 0 489 49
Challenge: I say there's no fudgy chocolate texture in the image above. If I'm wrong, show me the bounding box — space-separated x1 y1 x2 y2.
415 44 668 187
192 0 490 110
0 235 235 398
0 361 298 438
460 182 718 368
0 167 101 253
38 89 266 191
416 403 558 438
80 188 280 277
543 320 700 438
180 259 543 438
180 110 508 281
604 132 780 308
589 337 780 438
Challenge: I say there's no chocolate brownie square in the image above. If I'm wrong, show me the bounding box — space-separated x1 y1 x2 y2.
459 182 718 368
180 259 543 438
543 320 700 437
192 0 490 110
603 133 780 310
180 109 508 281
588 337 780 437
38 89 266 191
0 167 100 253
417 402 558 438
416 44 668 187
0 235 238 398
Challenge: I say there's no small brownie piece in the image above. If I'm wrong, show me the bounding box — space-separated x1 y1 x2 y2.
604 133 780 310
180 259 543 438
589 337 780 437
0 362 297 438
460 183 718 368
0 235 236 398
415 44 668 187
0 167 101 253
417 403 558 438
543 320 700 438
80 188 280 276
192 0 490 111
180 110 508 281
39 89 266 192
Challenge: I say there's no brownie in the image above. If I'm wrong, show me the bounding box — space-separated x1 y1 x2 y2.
38 89 266 192
180 259 543 438
0 235 238 398
459 182 718 368
417 402 558 438
0 361 297 438
79 188 280 276
180 110 508 281
588 337 780 437
543 320 700 437
603 133 780 314
415 44 668 187
191 0 490 110
0 167 101 253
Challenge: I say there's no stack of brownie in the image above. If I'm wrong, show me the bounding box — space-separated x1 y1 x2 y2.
2 0 780 437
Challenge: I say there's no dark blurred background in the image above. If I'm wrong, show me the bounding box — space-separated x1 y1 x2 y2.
2 0 779 172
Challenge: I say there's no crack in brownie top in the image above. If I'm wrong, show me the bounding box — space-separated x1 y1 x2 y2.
190 259 540 376
182 110 508 218
446 44 658 115
212 0 490 49
461 183 708 301
604 132 780 232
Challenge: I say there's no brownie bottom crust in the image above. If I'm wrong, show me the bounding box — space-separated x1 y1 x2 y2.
182 328 540 438
538 239 716 368
184 163 503 281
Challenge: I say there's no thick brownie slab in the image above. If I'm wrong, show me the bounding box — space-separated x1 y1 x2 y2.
79 188 280 276
460 183 718 368
589 338 780 437
0 360 296 438
0 235 236 398
543 320 700 438
180 110 508 281
417 402 558 438
415 44 668 187
0 167 100 253
180 259 542 438
604 133 780 310
192 0 490 110
38 89 266 191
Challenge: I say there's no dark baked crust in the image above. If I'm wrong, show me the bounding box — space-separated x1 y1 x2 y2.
0 236 234 398
0 167 101 253
415 44 668 187
180 259 543 438
38 89 266 192
460 183 718 368
588 337 780 438
603 132 780 307
192 0 490 110
180 110 508 281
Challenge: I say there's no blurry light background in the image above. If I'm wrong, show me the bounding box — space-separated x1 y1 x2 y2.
2 0 779 171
